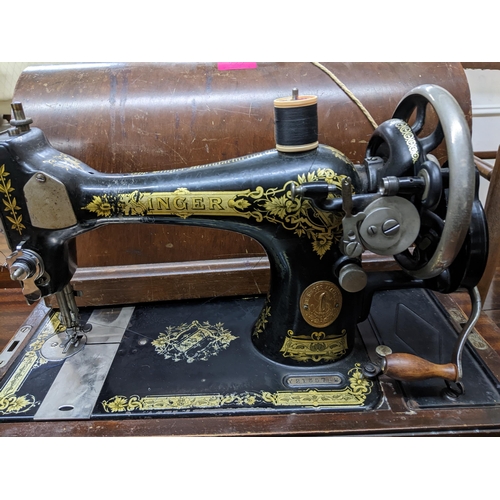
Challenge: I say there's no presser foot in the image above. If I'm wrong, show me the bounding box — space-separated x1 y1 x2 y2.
40 324 91 361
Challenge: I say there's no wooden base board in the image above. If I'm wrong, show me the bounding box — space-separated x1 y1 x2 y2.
44 254 400 308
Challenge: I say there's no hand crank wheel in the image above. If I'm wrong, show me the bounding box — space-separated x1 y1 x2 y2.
391 84 475 280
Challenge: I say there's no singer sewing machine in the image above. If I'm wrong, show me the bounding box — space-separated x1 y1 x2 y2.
1 74 499 435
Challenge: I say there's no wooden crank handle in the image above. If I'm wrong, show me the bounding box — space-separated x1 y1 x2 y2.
382 352 458 382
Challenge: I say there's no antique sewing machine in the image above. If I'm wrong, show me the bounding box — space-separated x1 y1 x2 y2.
0 77 498 426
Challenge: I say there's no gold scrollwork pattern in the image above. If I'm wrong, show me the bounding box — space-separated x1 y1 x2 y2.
0 394 36 415
101 364 373 412
253 295 271 338
0 313 64 415
102 392 259 413
395 122 419 164
280 329 348 362
348 363 373 395
42 152 86 171
323 145 355 165
83 168 347 258
152 320 238 363
0 164 25 235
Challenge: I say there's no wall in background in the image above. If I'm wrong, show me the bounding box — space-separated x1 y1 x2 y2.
0 63 50 115
465 69 500 203
465 69 500 152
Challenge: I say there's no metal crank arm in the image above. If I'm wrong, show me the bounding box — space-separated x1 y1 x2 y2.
363 287 482 388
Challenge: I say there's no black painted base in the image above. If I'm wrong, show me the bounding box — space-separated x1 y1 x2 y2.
0 289 498 422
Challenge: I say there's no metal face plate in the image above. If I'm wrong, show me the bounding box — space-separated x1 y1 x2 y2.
300 281 342 327
24 172 77 229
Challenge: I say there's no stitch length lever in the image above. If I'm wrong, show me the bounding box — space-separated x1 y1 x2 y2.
340 178 366 258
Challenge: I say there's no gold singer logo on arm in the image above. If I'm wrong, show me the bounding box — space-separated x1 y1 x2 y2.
83 169 347 257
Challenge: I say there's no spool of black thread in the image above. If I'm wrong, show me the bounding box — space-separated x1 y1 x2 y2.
274 93 318 152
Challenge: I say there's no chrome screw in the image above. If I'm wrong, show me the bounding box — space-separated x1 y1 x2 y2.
382 219 400 235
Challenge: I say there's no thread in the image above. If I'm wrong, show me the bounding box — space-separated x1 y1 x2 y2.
274 94 318 153
311 62 379 130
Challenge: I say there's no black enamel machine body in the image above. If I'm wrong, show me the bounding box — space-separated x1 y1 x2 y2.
0 84 493 421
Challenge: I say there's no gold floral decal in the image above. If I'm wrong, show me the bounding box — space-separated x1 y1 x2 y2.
102 393 258 413
348 363 372 395
101 364 373 413
0 313 64 415
82 168 347 258
280 329 348 363
395 122 419 164
152 320 238 363
83 194 115 217
323 145 354 166
0 394 36 415
0 164 25 235
262 364 372 406
232 168 345 257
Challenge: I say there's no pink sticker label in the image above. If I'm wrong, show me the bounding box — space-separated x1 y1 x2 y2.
217 62 258 71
